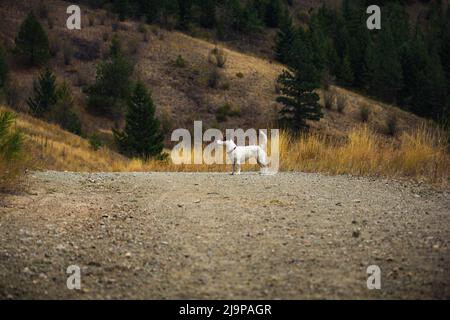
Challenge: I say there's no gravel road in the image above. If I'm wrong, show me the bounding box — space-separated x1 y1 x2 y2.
0 171 449 299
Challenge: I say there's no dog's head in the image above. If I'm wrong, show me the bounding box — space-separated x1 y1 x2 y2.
216 137 236 151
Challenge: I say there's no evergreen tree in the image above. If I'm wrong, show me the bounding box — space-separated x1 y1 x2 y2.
399 27 428 106
27 68 58 118
0 46 7 89
115 0 130 21
199 0 216 29
177 0 193 30
274 16 296 65
265 0 283 28
368 22 403 103
308 13 328 75
15 12 50 66
411 49 448 121
50 82 82 135
339 50 354 85
276 30 323 132
114 82 164 159
440 7 450 91
0 111 23 161
86 38 133 119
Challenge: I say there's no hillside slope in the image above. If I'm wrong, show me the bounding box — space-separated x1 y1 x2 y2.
0 106 127 172
0 0 426 143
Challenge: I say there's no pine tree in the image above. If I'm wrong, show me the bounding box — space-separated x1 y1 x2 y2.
27 68 58 118
0 46 7 89
440 7 450 91
15 12 50 66
177 0 193 30
276 30 323 132
411 49 448 121
86 38 133 119
308 13 328 75
50 82 82 135
265 0 283 28
274 16 296 65
0 111 23 161
114 82 164 159
199 0 216 29
115 0 130 21
339 50 354 85
369 22 404 103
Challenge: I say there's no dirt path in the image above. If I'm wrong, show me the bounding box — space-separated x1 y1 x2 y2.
0 171 449 299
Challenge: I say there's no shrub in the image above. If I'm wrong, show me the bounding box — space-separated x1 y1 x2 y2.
112 21 119 32
37 0 49 19
236 72 244 78
63 41 73 65
102 32 110 42
76 69 89 87
89 134 102 151
5 79 25 111
207 68 221 89
0 111 25 190
0 111 22 160
386 115 398 136
49 34 61 57
336 94 347 114
137 23 147 33
323 90 335 110
175 55 186 68
127 39 139 56
360 104 370 122
209 46 227 68
215 103 240 122
71 37 100 61
220 81 230 90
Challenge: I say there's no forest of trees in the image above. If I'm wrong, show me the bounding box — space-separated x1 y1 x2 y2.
275 0 450 124
78 0 449 125
78 0 287 35
2 0 450 159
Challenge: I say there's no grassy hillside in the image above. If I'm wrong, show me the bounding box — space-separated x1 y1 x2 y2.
0 106 128 172
2 105 449 187
0 0 449 186
0 0 428 142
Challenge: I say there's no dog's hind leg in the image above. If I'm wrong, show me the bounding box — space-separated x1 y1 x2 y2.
258 150 269 174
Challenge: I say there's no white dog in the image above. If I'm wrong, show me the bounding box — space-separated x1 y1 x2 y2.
216 131 269 175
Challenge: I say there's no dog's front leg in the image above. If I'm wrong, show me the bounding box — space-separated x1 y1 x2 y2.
235 162 241 175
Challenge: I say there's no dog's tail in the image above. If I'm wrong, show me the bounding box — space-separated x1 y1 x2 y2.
259 130 267 151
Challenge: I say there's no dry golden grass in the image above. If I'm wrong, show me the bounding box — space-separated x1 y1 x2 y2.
279 125 450 186
0 106 128 172
2 109 449 186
